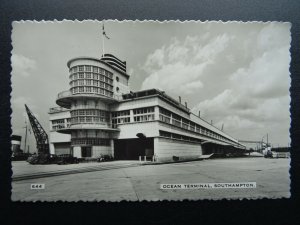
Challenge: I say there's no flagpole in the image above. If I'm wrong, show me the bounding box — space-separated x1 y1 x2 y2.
102 21 105 57
102 28 105 57
102 21 110 57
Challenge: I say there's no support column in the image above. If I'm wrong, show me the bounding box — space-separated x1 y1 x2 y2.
154 106 160 120
110 139 114 157
130 109 134 122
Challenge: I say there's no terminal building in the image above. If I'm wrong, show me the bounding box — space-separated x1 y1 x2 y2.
49 53 246 162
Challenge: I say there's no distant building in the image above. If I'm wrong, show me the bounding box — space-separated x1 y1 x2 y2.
49 54 245 162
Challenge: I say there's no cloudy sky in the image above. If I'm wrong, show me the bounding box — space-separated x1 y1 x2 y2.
11 20 291 152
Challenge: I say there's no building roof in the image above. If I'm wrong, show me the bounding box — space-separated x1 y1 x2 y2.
122 89 190 113
67 56 130 78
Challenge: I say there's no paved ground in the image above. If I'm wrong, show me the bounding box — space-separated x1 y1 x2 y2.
11 157 290 201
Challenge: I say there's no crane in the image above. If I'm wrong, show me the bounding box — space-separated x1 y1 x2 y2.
24 104 49 155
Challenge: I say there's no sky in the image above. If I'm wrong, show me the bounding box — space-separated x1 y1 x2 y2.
11 20 291 152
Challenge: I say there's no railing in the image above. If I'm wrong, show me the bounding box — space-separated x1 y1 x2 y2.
57 90 72 98
57 90 122 101
52 122 118 132
49 106 70 113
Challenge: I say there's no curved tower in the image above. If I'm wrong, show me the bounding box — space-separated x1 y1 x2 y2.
55 54 130 158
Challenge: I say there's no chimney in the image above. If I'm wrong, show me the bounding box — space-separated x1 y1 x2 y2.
211 120 213 125
185 102 187 108
198 111 201 117
178 96 181 104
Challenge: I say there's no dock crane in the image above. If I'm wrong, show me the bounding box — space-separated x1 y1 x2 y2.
25 104 78 165
25 104 50 155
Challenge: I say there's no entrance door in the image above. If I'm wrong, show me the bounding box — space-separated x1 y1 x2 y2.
114 138 154 160
81 146 92 157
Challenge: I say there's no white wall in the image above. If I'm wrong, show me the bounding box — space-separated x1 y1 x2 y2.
50 143 55 154
110 97 157 111
117 121 159 139
49 131 71 143
154 137 202 162
73 146 81 158
49 110 70 121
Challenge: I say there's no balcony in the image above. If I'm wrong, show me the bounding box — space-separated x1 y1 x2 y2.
56 90 121 108
54 122 119 134
49 106 70 114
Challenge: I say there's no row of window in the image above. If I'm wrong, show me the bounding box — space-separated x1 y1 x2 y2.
71 138 110 146
52 119 65 125
52 124 66 131
70 80 113 90
133 114 155 122
71 87 113 97
71 109 109 117
159 107 232 143
159 130 202 143
71 130 110 138
70 73 113 84
111 110 130 118
111 110 130 125
112 117 130 124
51 119 70 131
71 116 110 124
133 107 154 115
70 66 113 79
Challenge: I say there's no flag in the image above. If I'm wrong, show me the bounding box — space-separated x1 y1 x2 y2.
102 23 110 39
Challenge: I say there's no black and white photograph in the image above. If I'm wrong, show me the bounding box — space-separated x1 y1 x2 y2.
11 20 291 201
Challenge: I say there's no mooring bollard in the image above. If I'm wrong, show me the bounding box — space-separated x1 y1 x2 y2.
139 156 141 162
144 156 146 161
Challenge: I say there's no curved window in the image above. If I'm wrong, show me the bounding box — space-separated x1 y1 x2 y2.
70 109 110 125
70 65 114 98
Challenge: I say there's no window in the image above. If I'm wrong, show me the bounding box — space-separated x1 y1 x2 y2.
133 107 154 115
159 107 171 117
116 76 119 82
85 66 91 71
86 73 91 79
172 119 181 127
79 73 84 79
79 66 84 72
116 87 119 92
93 66 98 73
86 80 91 85
79 80 84 85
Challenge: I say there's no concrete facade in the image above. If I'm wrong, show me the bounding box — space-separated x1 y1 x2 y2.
49 54 245 162
154 137 202 162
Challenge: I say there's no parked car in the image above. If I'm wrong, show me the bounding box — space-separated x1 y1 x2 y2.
97 154 114 162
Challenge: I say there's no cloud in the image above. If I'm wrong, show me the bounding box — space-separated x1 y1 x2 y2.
11 54 37 77
12 96 39 118
141 34 233 96
191 23 291 142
